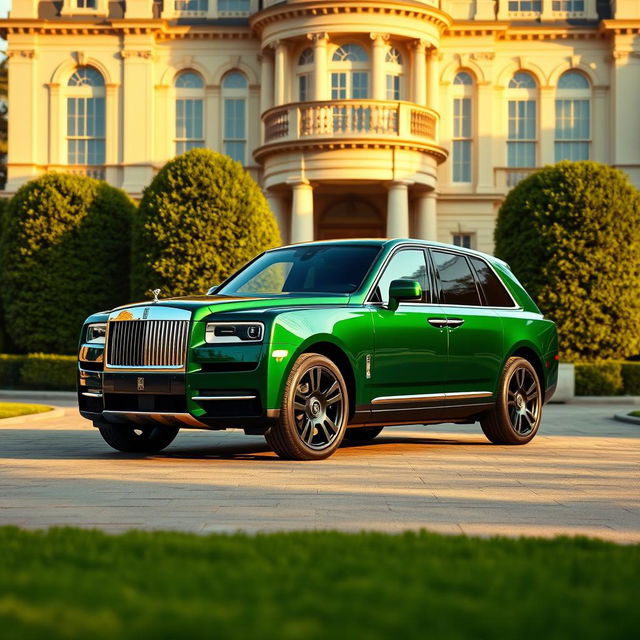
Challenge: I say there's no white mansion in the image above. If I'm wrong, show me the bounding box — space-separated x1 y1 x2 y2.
2 0 639 251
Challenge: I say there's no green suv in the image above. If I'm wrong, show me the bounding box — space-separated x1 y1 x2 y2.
78 239 558 460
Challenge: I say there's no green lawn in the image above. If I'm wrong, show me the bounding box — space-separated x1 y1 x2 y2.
630 410 640 418
0 528 638 640
0 402 52 420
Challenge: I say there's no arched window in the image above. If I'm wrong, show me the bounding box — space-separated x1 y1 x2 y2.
175 70 205 155
555 70 590 162
385 47 404 100
67 66 105 166
222 71 248 164
331 44 369 100
507 71 537 176
452 71 473 183
298 48 314 102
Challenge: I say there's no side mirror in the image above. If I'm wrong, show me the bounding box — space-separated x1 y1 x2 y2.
388 279 422 311
207 285 219 295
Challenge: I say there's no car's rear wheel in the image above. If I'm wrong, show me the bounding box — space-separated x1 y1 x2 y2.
480 356 542 445
265 353 349 460
97 422 179 453
344 426 384 442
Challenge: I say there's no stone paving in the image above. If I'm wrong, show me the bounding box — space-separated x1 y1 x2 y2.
0 400 638 542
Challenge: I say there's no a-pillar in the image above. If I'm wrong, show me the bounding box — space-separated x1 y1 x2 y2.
386 182 412 238
310 33 329 101
289 181 315 243
371 33 389 101
426 47 440 112
274 41 288 106
416 190 437 241
413 40 427 105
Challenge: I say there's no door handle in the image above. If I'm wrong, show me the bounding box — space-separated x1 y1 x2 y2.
427 318 448 329
446 318 465 329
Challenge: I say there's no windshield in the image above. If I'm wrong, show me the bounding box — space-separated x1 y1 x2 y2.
216 245 382 296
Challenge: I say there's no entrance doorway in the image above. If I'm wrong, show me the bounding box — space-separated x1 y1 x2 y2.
317 197 384 240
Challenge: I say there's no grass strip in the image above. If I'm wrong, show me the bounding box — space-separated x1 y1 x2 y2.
0 402 52 420
630 410 640 418
0 527 638 639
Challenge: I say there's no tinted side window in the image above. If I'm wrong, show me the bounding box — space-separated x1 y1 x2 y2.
431 251 481 306
469 257 514 307
373 249 429 304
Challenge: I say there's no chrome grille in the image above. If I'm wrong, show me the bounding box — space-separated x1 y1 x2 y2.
107 320 189 368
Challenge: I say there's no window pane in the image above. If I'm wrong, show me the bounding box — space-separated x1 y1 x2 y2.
432 251 481 306
507 142 536 167
175 71 204 89
555 99 589 140
555 141 589 162
351 72 369 99
469 257 513 307
453 140 471 182
331 73 347 99
299 75 310 102
386 75 400 100
224 141 245 163
222 72 248 89
453 234 472 249
375 250 429 305
224 98 246 138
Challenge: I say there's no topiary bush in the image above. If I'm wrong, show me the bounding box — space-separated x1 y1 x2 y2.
0 174 135 354
0 353 76 390
131 149 281 299
574 362 623 396
495 161 640 362
621 362 640 396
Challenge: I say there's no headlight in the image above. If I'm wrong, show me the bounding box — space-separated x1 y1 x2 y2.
86 323 106 344
205 322 264 344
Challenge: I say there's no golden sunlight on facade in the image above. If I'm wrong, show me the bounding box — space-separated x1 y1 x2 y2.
1 0 639 251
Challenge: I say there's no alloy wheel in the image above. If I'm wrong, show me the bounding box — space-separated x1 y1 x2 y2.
292 365 345 450
506 366 540 436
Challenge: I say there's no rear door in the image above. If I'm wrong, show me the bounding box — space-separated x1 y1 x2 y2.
430 249 504 397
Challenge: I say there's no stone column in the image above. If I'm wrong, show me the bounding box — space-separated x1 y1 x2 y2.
416 190 437 241
413 40 427 105
371 33 389 101
260 49 275 115
386 182 411 238
274 41 288 106
426 47 440 112
476 81 494 193
266 190 288 244
290 181 314 243
310 33 329 101
539 85 555 166
105 82 120 185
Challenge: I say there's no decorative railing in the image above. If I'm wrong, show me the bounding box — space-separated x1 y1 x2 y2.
494 167 538 189
262 100 439 146
46 165 107 181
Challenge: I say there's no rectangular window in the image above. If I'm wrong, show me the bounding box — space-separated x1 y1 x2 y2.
431 251 481 306
507 99 536 168
175 99 204 155
298 74 310 102
77 0 97 8
452 97 471 183
552 0 584 10
175 0 208 11
351 72 369 99
224 98 246 164
331 73 347 100
452 234 473 250
218 0 250 13
386 75 400 101
508 0 541 10
555 99 590 162
67 97 105 165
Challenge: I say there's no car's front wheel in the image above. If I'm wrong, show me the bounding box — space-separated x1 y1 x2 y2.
265 353 349 460
97 422 179 453
480 356 542 445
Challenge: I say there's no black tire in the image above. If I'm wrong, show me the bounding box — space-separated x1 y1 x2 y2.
344 426 384 442
97 422 179 453
265 353 349 461
481 356 542 445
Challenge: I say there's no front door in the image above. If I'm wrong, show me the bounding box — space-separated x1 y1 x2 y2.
368 248 449 418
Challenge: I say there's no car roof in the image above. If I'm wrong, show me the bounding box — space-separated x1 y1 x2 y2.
275 238 509 270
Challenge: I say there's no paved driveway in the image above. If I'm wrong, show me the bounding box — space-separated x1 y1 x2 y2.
1 401 638 542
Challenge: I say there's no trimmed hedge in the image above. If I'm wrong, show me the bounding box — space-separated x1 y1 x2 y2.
0 174 135 355
0 354 76 391
574 361 640 396
495 161 640 362
131 148 281 299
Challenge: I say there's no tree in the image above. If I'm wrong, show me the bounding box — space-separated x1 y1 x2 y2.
0 174 135 354
494 161 640 362
131 148 281 299
0 55 8 189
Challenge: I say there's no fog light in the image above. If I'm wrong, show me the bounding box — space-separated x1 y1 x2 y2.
272 349 288 362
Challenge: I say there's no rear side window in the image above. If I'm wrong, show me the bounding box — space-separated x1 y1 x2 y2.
469 257 514 308
431 251 481 306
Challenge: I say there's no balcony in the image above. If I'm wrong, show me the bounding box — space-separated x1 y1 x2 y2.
494 167 538 190
256 100 443 162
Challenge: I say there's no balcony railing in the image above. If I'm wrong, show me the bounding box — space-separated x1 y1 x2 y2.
46 165 107 181
494 167 537 189
262 100 438 146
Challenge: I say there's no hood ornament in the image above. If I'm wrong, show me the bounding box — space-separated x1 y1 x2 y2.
151 289 161 303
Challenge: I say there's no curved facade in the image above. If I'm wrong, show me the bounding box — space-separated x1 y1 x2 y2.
2 0 640 252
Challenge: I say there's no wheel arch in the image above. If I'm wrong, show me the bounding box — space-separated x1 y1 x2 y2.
508 344 546 388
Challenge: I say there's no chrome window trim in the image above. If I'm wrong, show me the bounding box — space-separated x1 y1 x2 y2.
192 395 257 401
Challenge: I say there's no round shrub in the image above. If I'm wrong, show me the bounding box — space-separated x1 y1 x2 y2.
131 149 281 299
494 161 640 362
0 174 135 354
